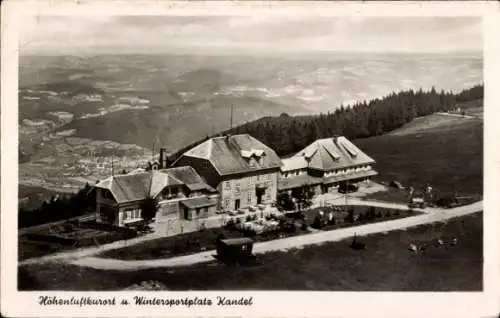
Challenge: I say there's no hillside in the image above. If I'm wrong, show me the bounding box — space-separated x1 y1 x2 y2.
354 117 483 197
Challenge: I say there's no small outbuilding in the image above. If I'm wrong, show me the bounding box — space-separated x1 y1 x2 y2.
216 237 254 262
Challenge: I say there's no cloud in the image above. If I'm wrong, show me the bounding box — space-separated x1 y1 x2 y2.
19 15 482 55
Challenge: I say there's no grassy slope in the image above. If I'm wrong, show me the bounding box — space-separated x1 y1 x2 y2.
354 117 483 197
19 212 482 291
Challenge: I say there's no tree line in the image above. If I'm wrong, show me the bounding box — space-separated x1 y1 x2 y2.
169 84 483 160
19 183 96 228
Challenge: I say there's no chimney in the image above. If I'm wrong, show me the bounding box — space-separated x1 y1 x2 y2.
159 148 167 169
332 135 339 144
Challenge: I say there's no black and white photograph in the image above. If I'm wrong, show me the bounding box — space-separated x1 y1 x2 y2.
2 1 499 317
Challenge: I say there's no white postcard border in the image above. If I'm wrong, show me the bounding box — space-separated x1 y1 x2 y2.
2 1 500 317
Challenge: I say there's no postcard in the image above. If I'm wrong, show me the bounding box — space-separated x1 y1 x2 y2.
1 1 499 317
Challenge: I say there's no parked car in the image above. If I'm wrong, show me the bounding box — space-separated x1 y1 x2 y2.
408 197 427 209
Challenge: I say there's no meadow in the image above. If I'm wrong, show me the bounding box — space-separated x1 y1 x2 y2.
356 116 483 198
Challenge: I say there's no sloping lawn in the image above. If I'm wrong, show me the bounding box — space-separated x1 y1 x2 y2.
354 119 483 198
19 212 482 291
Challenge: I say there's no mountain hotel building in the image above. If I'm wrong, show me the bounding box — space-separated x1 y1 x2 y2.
172 134 282 212
278 136 378 195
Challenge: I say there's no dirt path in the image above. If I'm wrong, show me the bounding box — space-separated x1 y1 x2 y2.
70 201 482 271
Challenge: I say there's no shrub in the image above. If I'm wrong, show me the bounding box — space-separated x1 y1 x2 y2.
246 215 252 222
436 195 457 208
243 229 256 237
345 209 355 223
277 192 296 211
365 206 376 220
357 214 364 222
225 219 235 229
312 216 323 229
301 222 309 231
140 196 159 223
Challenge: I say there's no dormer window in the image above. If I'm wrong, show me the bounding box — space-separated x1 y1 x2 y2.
249 157 256 167
241 149 265 167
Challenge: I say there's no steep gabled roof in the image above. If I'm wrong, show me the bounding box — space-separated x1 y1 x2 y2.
94 166 213 204
293 136 375 171
95 172 152 204
174 134 282 176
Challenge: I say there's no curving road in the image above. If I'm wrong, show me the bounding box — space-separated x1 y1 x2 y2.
70 201 482 271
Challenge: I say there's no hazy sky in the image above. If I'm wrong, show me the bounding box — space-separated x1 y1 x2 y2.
19 15 482 55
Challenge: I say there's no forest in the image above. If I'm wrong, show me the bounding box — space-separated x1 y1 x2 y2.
19 183 96 228
169 84 483 160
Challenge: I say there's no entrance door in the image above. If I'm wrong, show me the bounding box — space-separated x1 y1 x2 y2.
256 188 265 204
183 208 189 220
235 199 240 210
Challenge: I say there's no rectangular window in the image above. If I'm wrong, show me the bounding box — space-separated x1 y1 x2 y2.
224 181 231 190
225 199 230 208
235 183 241 194
248 177 251 186
257 175 260 182
247 192 252 203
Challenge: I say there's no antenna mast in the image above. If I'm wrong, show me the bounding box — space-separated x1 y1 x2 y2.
152 141 155 163
230 104 233 130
